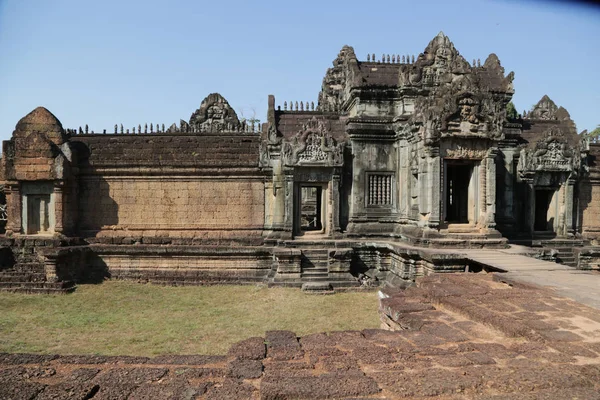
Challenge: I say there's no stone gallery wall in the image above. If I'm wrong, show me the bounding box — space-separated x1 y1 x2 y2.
72 134 265 241
580 143 600 242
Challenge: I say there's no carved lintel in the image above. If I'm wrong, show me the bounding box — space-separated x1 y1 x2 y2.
281 117 344 167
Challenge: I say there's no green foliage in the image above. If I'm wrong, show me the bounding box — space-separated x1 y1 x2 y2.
506 102 518 120
589 125 600 138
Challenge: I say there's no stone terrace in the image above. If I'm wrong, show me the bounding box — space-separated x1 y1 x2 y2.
2 274 600 399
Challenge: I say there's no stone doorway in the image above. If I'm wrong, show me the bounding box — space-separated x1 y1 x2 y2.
534 189 555 232
445 163 473 224
295 184 327 236
26 194 51 234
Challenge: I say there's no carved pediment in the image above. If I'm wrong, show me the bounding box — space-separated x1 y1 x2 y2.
528 95 558 120
281 118 344 166
519 126 579 175
402 32 471 88
189 93 241 132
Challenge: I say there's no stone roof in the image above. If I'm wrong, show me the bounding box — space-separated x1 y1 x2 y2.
13 107 66 145
522 95 579 149
274 113 347 142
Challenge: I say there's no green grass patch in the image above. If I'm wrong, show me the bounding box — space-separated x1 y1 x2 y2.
0 282 379 356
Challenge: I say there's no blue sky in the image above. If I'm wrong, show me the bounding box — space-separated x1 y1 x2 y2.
0 0 599 141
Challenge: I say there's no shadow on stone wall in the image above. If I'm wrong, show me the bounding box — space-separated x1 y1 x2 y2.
71 141 119 236
56 248 110 284
578 151 595 239
0 247 15 271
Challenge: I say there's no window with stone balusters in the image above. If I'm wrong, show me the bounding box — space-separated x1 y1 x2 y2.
366 173 394 207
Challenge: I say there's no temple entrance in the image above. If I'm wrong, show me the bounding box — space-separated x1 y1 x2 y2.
26 194 51 234
445 163 473 224
534 189 554 232
294 184 327 236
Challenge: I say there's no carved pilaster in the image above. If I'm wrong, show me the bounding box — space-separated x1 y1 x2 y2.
283 173 294 234
5 183 21 235
428 149 441 228
484 148 498 228
331 174 341 234
565 178 575 236
53 182 64 235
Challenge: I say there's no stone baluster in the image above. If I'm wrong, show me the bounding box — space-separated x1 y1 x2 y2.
367 54 370 61
411 55 415 63
114 124 118 134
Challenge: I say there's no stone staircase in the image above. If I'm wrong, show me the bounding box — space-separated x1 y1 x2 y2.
300 249 329 282
537 239 583 268
0 247 74 294
554 246 577 267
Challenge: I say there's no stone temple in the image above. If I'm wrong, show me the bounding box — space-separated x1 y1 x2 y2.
1 32 600 293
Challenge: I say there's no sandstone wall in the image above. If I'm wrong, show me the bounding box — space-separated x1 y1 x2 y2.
580 144 600 242
71 134 265 241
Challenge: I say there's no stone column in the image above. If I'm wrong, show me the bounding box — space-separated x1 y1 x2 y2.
564 178 575 236
330 173 341 235
282 172 295 237
428 148 441 229
53 182 64 235
484 148 498 229
5 183 22 235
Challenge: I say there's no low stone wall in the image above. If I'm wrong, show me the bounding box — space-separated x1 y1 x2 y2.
87 245 273 285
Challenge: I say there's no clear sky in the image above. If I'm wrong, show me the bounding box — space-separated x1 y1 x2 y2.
0 0 599 141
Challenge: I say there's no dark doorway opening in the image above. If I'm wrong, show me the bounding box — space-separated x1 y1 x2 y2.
300 186 323 232
446 163 472 223
534 189 553 231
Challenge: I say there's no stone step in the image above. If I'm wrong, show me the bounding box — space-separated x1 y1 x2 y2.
300 276 331 282
301 282 334 294
301 267 328 272
0 274 46 282
301 273 329 278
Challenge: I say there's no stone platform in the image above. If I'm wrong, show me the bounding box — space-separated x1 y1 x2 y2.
2 273 600 399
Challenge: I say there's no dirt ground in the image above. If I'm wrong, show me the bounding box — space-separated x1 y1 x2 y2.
1 273 600 399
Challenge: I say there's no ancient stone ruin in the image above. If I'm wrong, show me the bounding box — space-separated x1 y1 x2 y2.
1 32 600 293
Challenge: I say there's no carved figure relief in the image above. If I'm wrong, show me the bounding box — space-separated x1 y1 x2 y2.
518 126 579 176
281 118 344 167
189 93 241 132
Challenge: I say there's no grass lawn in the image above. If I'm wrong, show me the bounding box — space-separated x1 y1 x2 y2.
0 282 380 356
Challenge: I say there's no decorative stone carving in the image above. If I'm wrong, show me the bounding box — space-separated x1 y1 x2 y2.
518 126 580 176
281 118 344 167
267 122 281 146
444 145 487 160
317 45 358 112
189 93 241 132
528 95 558 120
